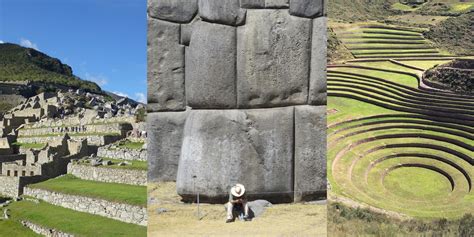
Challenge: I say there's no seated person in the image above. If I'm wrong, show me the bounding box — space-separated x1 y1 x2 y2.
225 183 250 223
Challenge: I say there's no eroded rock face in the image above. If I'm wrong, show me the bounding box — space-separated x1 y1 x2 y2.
185 21 237 108
294 106 326 201
289 0 324 18
147 19 185 111
147 111 188 182
237 10 312 108
148 0 198 23
199 0 246 26
176 107 294 203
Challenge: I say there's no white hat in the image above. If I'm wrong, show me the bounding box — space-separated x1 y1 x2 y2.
231 184 245 197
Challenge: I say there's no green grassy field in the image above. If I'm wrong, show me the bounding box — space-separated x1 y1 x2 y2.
12 142 46 149
328 59 474 220
29 175 146 207
91 158 147 170
116 140 144 150
1 200 146 237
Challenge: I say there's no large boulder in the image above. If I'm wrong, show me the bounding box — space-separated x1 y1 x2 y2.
236 10 311 108
309 17 327 105
147 19 186 111
240 0 265 8
147 0 198 23
294 105 326 201
265 0 289 8
185 21 237 108
198 0 246 26
176 107 294 203
289 0 324 18
147 111 188 182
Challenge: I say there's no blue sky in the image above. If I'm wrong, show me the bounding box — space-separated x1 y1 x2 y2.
0 0 147 103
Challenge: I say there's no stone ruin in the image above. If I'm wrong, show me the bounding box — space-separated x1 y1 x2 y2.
0 89 144 197
147 0 327 203
423 59 474 94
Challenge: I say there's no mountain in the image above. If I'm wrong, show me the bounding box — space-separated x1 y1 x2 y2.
0 43 101 92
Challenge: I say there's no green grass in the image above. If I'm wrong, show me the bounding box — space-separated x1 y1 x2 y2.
329 202 474 236
384 167 452 200
116 140 144 150
12 142 46 149
398 60 452 70
391 2 418 12
0 218 40 237
2 200 145 237
328 60 474 219
0 43 100 92
29 175 146 207
450 2 474 13
83 158 147 170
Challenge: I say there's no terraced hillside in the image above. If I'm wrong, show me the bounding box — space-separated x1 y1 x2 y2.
333 23 454 59
327 58 474 219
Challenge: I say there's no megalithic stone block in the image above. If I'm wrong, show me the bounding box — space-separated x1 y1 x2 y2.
289 0 324 18
147 0 198 23
147 18 186 112
176 107 294 203
180 17 201 46
240 0 265 8
147 111 188 182
309 17 327 105
199 0 247 26
185 21 237 108
237 10 311 108
294 105 326 202
265 0 289 8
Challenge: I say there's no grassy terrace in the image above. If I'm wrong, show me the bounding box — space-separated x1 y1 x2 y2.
328 60 474 219
81 158 147 170
29 175 146 207
116 140 144 150
12 142 46 149
1 200 145 237
18 132 121 138
334 24 453 59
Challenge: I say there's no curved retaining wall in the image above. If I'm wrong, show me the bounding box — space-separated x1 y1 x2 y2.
96 146 146 161
67 163 146 186
23 187 147 226
21 220 74 237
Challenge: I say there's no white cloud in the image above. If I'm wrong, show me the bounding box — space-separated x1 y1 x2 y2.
19 38 38 50
112 91 129 98
0 40 4 44
134 92 146 103
84 73 108 86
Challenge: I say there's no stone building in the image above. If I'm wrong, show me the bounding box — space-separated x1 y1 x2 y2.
148 0 327 203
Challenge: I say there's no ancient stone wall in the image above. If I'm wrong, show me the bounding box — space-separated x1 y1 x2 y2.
18 123 131 137
21 220 75 237
147 0 327 203
0 176 21 197
67 163 146 186
24 187 147 226
97 146 146 161
17 135 122 146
